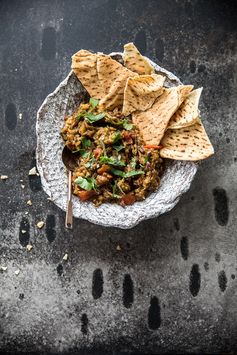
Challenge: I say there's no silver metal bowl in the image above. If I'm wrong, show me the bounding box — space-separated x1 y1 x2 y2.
36 53 197 229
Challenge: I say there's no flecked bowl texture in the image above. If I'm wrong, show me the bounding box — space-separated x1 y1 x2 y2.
36 53 198 229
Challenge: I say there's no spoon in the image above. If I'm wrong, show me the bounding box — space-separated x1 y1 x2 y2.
62 146 78 229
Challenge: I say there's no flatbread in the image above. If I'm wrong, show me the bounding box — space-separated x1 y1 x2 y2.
97 54 128 95
122 74 165 116
168 88 203 129
132 85 193 145
98 57 136 110
160 119 214 160
71 50 104 99
123 42 155 75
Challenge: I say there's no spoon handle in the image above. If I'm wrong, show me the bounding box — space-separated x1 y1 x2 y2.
65 170 73 229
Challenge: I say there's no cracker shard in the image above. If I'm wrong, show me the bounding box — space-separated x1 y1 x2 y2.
123 42 155 75
168 88 203 129
132 85 193 145
122 74 165 116
160 119 214 161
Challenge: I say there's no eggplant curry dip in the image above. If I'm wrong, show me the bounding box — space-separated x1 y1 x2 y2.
61 43 214 206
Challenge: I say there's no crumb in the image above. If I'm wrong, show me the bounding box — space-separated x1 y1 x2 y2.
0 266 8 272
21 230 27 234
116 245 122 251
27 200 32 206
1 175 9 180
36 221 44 229
21 184 25 189
62 253 68 261
26 244 33 251
25 211 29 215
29 167 39 176
20 179 23 182
15 269 20 275
19 113 23 120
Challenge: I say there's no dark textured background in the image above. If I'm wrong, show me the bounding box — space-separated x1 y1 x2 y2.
0 0 237 354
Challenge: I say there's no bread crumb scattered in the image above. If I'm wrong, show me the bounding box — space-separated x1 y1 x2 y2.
15 269 20 275
116 245 122 251
36 221 44 229
21 230 27 234
0 266 8 272
62 253 68 261
27 200 32 206
21 184 25 189
25 211 29 215
20 179 23 182
1 175 8 180
19 113 23 120
29 167 39 176
26 244 33 251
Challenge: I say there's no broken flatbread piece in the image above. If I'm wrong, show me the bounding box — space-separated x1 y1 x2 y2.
98 59 136 110
168 88 203 129
71 50 104 99
123 42 155 75
97 54 128 96
132 85 193 145
160 119 214 161
122 74 165 116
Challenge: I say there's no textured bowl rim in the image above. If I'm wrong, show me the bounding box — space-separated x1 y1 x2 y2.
36 52 198 229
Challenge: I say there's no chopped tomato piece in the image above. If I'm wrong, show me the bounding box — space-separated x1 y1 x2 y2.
97 164 110 174
122 131 133 144
121 193 136 206
93 147 102 159
77 190 96 201
144 145 163 149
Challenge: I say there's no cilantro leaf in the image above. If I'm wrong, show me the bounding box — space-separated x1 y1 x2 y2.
84 112 105 123
110 169 144 178
123 118 134 131
113 144 124 152
81 137 91 149
76 112 86 120
99 156 125 167
74 176 97 191
89 98 99 108
110 168 125 177
112 131 121 143
124 170 144 178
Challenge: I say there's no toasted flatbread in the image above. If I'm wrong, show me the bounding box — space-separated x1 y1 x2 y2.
132 85 193 145
168 88 203 129
71 50 104 99
98 57 136 110
160 119 214 160
123 42 155 75
122 74 165 116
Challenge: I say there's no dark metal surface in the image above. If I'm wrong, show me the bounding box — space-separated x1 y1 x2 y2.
0 0 237 354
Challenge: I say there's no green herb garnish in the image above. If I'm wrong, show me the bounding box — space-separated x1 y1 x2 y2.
112 182 121 199
113 144 124 152
84 112 105 123
89 98 99 108
81 137 91 149
111 169 144 178
123 118 134 131
112 131 121 144
99 156 125 167
74 176 97 191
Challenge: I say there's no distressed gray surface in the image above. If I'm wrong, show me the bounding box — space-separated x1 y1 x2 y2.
36 61 197 229
0 0 237 354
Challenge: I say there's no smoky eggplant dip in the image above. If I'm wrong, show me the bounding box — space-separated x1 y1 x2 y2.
61 98 164 206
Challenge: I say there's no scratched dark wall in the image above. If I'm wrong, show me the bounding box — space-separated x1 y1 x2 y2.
0 0 237 354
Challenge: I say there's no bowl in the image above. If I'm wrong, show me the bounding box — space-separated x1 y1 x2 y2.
36 53 197 229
